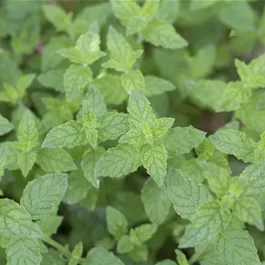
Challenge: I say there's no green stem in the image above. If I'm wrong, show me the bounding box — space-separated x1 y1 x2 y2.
42 235 71 259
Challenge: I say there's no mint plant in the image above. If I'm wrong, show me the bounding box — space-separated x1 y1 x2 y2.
2 1 265 265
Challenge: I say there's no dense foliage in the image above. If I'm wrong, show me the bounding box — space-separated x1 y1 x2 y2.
2 0 265 264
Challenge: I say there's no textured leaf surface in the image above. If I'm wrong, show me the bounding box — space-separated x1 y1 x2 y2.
0 199 42 239
6 238 42 265
17 151 36 177
37 148 76 172
21 173 68 219
165 126 206 156
165 167 212 220
209 129 256 162
95 144 141 178
215 227 260 265
141 178 171 225
42 121 87 148
141 144 167 187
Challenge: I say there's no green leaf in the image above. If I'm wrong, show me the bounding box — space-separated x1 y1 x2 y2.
95 144 141 178
156 260 177 265
209 129 256 163
156 0 179 23
42 121 87 149
151 117 174 140
176 251 188 265
64 65 93 101
119 129 145 147
233 195 264 231
93 74 127 105
128 244 148 261
16 74 36 99
117 235 134 254
216 81 252 112
58 31 105 65
142 20 188 49
63 170 89 205
41 249 65 265
69 242 83 265
42 4 72 32
164 126 206 156
0 114 14 136
128 90 156 129
121 70 145 93
6 238 42 265
37 215 63 236
0 142 18 170
38 69 64 92
17 150 36 177
215 226 260 265
37 148 76 173
198 160 231 198
106 206 128 240
219 1 255 31
98 112 129 142
103 26 143 72
81 147 105 188
141 143 167 187
144 75 176 97
17 110 39 152
130 224 157 245
83 247 124 265
20 173 68 220
141 178 171 225
83 85 107 118
179 200 230 248
165 167 212 220
0 199 42 239
181 159 205 183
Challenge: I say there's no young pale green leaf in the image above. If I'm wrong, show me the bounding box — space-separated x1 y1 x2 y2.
95 144 141 179
42 121 87 149
97 112 129 142
42 4 72 32
36 215 63 236
17 151 36 177
156 0 179 23
117 235 134 254
20 173 68 220
142 20 188 49
215 226 260 265
0 114 14 136
141 143 168 187
6 238 42 265
216 81 252 112
209 129 256 163
119 128 146 147
164 126 206 156
37 148 76 173
179 200 230 248
17 110 39 152
81 147 105 188
165 167 212 220
181 159 205 183
128 244 148 262
83 247 124 265
103 26 143 72
83 85 107 118
64 65 93 102
151 117 174 140
233 195 264 231
93 74 127 105
63 170 89 205
198 160 231 198
106 206 129 240
69 242 83 265
144 75 176 97
0 199 42 239
128 90 156 129
141 178 171 225
121 70 145 93
130 224 157 245
0 142 18 170
176 250 189 265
